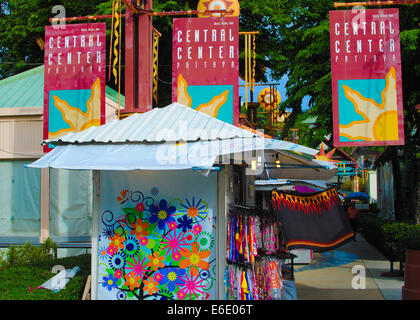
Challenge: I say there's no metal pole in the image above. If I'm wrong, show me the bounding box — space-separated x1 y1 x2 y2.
49 9 234 22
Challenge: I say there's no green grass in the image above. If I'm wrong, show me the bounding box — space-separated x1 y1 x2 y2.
0 254 91 300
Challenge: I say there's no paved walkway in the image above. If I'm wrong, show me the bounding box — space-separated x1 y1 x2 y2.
293 233 404 300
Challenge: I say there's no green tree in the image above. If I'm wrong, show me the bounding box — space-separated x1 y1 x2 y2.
0 0 114 78
239 0 419 148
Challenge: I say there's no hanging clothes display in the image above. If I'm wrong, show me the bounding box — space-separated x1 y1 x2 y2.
225 204 296 300
272 188 354 251
224 258 289 300
226 211 259 264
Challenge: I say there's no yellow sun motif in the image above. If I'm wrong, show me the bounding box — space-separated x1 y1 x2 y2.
197 0 240 17
48 77 101 140
176 73 229 118
339 67 399 142
314 144 338 163
257 87 281 111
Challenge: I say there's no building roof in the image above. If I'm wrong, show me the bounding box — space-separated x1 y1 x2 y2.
0 66 44 108
0 65 124 108
47 102 259 145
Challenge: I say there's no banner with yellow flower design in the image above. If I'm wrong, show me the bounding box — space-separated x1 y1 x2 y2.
329 9 404 146
96 170 217 300
43 23 106 152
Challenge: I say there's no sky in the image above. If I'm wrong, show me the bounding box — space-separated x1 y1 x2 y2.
238 70 310 112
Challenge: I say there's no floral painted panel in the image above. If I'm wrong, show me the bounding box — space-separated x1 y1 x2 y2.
97 187 217 300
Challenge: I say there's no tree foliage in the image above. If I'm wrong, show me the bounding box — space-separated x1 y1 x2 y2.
0 0 111 78
0 0 419 150
239 0 419 149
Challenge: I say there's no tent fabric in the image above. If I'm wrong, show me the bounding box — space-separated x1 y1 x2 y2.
344 192 370 200
49 169 92 237
28 137 337 181
0 161 92 240
29 103 337 179
0 160 40 236
272 188 354 251
255 179 329 189
28 143 218 171
293 185 320 193
42 103 312 146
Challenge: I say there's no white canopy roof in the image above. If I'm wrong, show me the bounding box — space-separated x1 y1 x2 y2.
29 103 337 179
44 102 259 145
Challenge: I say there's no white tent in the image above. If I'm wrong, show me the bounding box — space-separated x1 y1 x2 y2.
28 103 338 300
29 103 337 179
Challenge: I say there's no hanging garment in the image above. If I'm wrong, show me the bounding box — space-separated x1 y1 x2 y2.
267 260 282 300
272 188 354 251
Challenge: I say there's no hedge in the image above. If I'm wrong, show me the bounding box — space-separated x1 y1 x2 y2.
359 213 420 264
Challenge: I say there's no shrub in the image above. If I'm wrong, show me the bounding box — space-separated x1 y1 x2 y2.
382 221 413 261
0 254 91 300
2 238 57 268
360 213 420 263
360 213 390 257
401 225 420 251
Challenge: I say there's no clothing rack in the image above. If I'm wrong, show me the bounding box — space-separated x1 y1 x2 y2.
226 258 254 270
229 203 275 218
227 202 296 279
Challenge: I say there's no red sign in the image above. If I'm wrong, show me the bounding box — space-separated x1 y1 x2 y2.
43 23 106 151
329 9 404 146
172 17 239 125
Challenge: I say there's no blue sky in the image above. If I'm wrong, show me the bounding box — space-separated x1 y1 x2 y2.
238 71 310 112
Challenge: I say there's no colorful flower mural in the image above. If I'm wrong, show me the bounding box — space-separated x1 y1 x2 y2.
98 189 216 300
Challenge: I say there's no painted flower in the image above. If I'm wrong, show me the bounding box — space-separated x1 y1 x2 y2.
109 252 126 270
136 202 146 213
199 268 210 280
116 290 127 300
98 246 108 261
179 197 208 224
154 272 164 283
149 199 176 231
147 251 165 271
114 269 123 279
177 215 193 232
124 272 141 291
168 220 178 231
173 251 182 261
139 236 148 246
124 236 140 257
107 245 117 256
102 225 115 239
130 218 150 239
143 276 159 296
126 255 148 278
178 270 206 300
109 233 125 251
179 242 210 276
161 229 187 257
155 288 173 300
159 267 186 292
177 290 187 299
102 274 119 291
192 224 203 235
150 187 159 196
183 231 195 244
196 231 215 252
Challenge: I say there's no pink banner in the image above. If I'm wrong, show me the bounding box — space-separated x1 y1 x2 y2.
43 23 106 152
172 17 239 125
329 9 404 146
